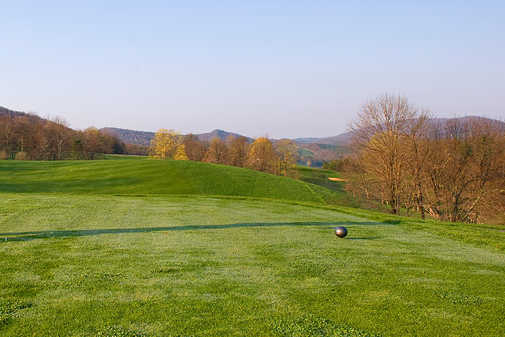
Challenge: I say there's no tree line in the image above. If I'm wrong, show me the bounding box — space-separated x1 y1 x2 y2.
0 113 129 160
336 94 505 223
149 129 299 177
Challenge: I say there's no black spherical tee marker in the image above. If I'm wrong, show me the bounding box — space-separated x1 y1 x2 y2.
335 226 348 238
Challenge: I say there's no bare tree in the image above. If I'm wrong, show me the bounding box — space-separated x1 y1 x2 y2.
403 113 432 219
351 94 419 214
45 117 70 160
422 119 505 222
227 135 249 167
183 134 207 161
204 137 228 164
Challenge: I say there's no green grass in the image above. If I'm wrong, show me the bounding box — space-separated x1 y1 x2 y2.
104 154 148 160
296 166 345 193
1 159 504 336
296 166 356 207
0 160 342 204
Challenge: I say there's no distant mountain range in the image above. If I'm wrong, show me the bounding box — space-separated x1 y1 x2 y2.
100 128 155 147
103 115 505 148
100 127 254 147
196 129 254 143
100 127 354 147
293 132 353 146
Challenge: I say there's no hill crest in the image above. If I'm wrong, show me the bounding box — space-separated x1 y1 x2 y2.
0 106 37 119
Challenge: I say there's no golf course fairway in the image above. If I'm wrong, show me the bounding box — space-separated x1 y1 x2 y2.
0 160 504 336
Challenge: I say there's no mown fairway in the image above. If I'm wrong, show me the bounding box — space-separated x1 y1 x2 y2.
1 159 504 336
0 160 344 205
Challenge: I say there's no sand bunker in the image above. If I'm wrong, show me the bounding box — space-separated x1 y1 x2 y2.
328 177 346 182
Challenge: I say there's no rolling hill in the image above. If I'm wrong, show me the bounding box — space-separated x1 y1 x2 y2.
294 131 353 145
100 127 155 146
0 158 343 204
0 105 39 119
196 129 254 143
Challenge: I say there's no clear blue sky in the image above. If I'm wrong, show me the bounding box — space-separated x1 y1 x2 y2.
1 1 504 138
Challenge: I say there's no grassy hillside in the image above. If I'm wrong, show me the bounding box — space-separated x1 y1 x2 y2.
297 166 345 193
296 166 357 207
0 159 344 204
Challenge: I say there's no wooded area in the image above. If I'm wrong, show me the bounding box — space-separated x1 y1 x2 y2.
149 129 299 177
0 113 128 160
340 94 505 223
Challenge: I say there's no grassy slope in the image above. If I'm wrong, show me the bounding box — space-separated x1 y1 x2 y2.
296 166 357 207
1 158 504 336
0 159 341 204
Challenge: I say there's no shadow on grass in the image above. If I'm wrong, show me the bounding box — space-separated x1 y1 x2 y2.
0 221 392 242
346 237 380 240
0 177 139 194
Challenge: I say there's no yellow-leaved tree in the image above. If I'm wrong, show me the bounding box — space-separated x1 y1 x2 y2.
275 139 298 177
246 137 277 174
149 129 180 159
174 144 189 160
